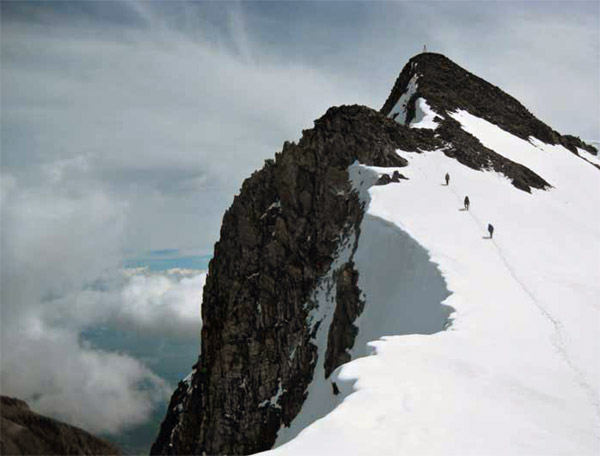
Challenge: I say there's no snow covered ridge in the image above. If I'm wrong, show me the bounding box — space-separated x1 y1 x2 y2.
264 112 600 456
153 53 598 456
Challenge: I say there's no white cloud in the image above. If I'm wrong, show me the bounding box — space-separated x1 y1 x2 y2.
0 173 126 327
0 7 373 252
114 270 205 338
0 170 199 434
0 322 170 434
42 268 205 340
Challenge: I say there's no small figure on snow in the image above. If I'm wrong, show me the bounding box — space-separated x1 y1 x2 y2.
445 173 450 186
423 44 428 53
464 196 470 211
332 382 340 396
488 223 494 239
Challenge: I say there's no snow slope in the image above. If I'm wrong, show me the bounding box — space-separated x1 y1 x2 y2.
264 112 600 455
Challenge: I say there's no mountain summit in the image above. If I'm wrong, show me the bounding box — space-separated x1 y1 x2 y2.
382 52 595 155
152 54 599 456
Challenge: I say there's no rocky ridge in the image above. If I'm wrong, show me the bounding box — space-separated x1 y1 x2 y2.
0 395 120 456
151 105 415 455
151 54 597 455
381 53 597 156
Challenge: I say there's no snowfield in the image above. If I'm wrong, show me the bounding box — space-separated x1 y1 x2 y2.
264 110 600 455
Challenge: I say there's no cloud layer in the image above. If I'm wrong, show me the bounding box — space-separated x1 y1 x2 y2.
115 269 205 338
0 165 204 433
2 1 598 251
1 325 170 434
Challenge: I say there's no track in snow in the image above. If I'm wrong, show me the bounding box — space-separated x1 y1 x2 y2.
444 176 600 426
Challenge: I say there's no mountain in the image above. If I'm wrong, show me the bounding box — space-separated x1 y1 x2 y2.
151 53 599 455
0 396 120 455
381 53 596 156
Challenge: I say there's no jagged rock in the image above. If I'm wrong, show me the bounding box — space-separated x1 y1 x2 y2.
0 396 120 456
436 116 551 192
376 170 407 185
324 261 364 377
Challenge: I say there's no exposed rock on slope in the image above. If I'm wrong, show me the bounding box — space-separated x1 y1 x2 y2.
152 54 597 456
0 396 120 455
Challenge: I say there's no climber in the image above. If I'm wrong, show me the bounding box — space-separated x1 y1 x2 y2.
488 223 494 239
445 173 450 185
332 382 340 396
464 196 470 210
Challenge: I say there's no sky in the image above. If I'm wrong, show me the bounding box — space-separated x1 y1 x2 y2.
1 0 599 442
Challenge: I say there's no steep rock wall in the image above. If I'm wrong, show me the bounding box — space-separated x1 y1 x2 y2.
151 106 415 455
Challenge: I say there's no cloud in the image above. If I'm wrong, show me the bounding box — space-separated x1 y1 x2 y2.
1 5 372 252
113 269 205 338
0 170 126 328
0 169 199 434
0 179 203 434
42 268 205 340
0 169 156 434
0 323 171 434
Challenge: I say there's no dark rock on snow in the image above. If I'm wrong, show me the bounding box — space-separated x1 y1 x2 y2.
0 396 120 456
376 170 407 185
324 260 364 378
151 54 596 455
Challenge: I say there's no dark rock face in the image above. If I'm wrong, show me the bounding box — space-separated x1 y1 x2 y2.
435 116 551 192
151 105 419 456
381 52 597 155
324 260 364 378
152 54 593 456
0 396 120 456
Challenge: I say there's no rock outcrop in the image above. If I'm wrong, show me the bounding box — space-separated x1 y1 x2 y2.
152 54 597 456
0 396 120 456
